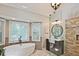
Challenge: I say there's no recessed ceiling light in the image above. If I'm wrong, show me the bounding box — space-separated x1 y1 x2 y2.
22 5 27 8
12 17 16 20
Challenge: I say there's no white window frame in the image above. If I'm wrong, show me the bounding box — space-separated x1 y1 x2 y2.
0 19 5 45
31 22 42 41
9 21 30 43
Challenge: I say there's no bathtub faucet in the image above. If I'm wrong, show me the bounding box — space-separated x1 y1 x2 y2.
18 36 22 44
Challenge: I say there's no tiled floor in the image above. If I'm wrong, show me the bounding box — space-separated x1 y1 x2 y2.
31 49 56 56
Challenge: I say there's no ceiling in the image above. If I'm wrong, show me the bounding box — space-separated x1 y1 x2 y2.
1 3 79 21
1 3 54 17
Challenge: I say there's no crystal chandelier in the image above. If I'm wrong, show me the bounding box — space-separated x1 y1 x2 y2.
51 3 61 10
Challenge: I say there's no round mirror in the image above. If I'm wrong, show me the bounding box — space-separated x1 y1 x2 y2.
51 24 63 39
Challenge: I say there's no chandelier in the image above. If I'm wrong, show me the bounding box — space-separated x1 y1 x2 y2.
51 3 61 10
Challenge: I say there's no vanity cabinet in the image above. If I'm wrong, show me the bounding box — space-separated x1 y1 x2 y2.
46 39 64 56
50 40 64 56
46 39 50 51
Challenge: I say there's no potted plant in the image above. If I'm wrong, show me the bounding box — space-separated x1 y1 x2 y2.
0 45 4 56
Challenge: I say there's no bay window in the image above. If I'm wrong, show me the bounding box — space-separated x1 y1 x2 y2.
31 23 42 41
9 21 42 43
0 21 4 44
9 21 29 43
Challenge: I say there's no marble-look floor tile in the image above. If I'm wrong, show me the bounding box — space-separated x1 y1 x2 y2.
31 50 56 56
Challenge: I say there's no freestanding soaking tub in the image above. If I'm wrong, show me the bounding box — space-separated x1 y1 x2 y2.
4 43 35 56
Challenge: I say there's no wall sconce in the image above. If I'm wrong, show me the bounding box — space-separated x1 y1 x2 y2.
52 20 61 24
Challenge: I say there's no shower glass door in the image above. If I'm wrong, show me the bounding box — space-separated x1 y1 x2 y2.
31 23 42 41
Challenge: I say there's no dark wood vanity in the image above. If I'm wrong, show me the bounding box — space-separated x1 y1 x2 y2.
46 39 64 56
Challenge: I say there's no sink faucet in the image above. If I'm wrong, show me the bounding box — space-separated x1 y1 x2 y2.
18 36 22 44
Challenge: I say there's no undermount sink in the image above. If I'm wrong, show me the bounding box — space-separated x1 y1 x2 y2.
54 39 63 41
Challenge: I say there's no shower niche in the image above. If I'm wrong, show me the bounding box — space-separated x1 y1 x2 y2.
76 35 79 40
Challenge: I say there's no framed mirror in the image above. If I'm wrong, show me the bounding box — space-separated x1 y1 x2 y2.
51 24 63 39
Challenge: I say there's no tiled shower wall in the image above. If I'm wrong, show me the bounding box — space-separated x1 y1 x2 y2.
65 17 79 56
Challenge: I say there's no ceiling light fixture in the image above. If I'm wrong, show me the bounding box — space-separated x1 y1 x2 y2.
49 3 62 23
51 3 61 11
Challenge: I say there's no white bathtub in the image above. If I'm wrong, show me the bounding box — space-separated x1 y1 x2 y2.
4 43 35 56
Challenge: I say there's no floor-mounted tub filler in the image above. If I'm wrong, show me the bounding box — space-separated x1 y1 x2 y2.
4 43 35 56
